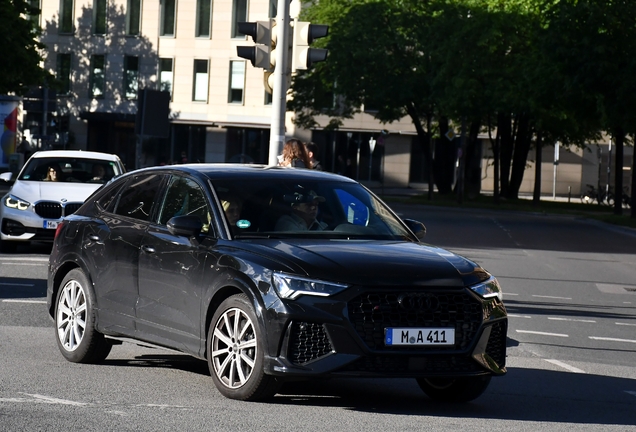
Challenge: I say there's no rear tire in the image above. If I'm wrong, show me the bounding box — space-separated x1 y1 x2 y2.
416 375 492 402
54 268 112 363
207 294 280 401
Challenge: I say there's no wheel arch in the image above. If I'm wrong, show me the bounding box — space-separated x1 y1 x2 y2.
49 259 92 318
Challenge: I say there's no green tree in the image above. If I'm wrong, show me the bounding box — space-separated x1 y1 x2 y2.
0 0 52 95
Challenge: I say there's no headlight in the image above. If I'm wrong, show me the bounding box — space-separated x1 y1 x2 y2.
272 272 348 300
4 194 30 211
469 277 503 301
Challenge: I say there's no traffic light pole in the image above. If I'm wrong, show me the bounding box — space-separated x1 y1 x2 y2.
268 0 291 166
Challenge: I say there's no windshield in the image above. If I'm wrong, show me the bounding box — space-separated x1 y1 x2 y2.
18 157 123 184
211 178 416 241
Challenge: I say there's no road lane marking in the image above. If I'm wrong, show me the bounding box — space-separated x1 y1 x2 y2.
504 293 519 296
25 394 90 406
589 336 636 344
516 330 568 337
0 282 35 287
0 263 43 266
548 317 596 323
0 257 48 262
2 299 46 304
0 393 192 410
616 322 636 327
532 295 572 300
508 314 532 318
544 359 586 374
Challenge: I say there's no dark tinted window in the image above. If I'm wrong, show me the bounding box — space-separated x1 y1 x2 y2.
158 175 211 233
114 174 164 222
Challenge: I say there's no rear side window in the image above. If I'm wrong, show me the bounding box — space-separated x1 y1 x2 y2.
157 175 212 233
113 174 164 222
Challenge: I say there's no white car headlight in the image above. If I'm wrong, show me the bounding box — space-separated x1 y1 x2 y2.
469 277 503 301
272 272 348 300
4 194 30 211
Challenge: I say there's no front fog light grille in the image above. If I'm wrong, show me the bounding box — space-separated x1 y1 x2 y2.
288 321 333 365
485 320 507 367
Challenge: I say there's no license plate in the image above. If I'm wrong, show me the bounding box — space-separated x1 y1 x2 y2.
385 328 455 346
43 220 59 229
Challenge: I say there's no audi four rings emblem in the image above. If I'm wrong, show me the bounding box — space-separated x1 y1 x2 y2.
397 293 439 310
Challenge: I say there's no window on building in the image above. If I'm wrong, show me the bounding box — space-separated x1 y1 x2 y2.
228 60 245 104
159 58 174 95
160 0 176 36
27 0 41 25
90 54 105 99
124 56 139 99
231 0 247 38
93 0 107 35
195 0 211 38
193 59 209 102
57 53 72 94
264 91 272 105
59 0 74 33
126 0 141 35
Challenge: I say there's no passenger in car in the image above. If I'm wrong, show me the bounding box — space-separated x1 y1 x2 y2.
222 197 242 227
275 190 327 231
44 165 63 182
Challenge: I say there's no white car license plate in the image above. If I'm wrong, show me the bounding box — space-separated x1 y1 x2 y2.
43 220 59 229
385 328 455 346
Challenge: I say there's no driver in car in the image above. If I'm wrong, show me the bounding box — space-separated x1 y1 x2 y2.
275 190 327 231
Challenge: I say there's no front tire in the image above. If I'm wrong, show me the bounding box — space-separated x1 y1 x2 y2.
416 375 492 402
54 268 112 363
207 294 279 401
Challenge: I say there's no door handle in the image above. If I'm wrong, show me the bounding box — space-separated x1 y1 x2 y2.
88 235 100 242
141 245 156 254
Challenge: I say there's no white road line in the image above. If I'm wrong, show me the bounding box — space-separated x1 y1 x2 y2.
25 394 90 406
516 330 568 337
0 257 48 262
544 359 586 374
589 336 636 344
0 263 44 266
616 322 636 327
505 293 519 296
0 282 35 287
548 317 596 323
508 314 532 319
532 295 572 300
2 299 46 304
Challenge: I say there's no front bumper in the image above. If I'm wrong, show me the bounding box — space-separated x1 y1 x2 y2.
262 286 508 379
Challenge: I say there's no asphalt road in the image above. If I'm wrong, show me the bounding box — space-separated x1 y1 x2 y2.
1 205 635 431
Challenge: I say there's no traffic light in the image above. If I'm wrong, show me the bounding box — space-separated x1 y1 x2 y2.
236 20 274 70
292 21 329 71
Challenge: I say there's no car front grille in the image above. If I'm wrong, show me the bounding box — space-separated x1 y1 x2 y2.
288 321 333 365
34 201 83 219
347 289 483 351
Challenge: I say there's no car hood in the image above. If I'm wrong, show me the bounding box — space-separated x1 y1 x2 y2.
238 239 490 287
7 180 101 204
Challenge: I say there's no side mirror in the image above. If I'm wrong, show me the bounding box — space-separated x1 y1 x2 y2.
0 172 13 183
403 218 426 241
167 215 203 238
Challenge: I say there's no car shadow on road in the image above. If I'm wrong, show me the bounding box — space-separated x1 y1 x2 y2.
0 277 46 299
271 368 636 426
103 350 635 426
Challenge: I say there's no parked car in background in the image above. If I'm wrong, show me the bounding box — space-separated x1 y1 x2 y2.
0 150 125 252
47 164 507 402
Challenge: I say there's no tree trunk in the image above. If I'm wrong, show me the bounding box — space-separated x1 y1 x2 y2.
613 128 624 215
405 102 432 199
533 130 543 206
498 113 513 198
508 114 532 199
488 115 500 204
434 116 455 194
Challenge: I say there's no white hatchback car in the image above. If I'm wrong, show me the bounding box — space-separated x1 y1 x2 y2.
0 150 125 252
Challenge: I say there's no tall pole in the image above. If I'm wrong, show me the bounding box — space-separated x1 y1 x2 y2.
268 0 291 166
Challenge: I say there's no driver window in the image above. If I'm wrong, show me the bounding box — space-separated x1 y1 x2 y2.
158 176 212 234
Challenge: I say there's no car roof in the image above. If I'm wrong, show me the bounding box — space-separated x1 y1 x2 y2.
29 150 122 162
123 164 357 182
